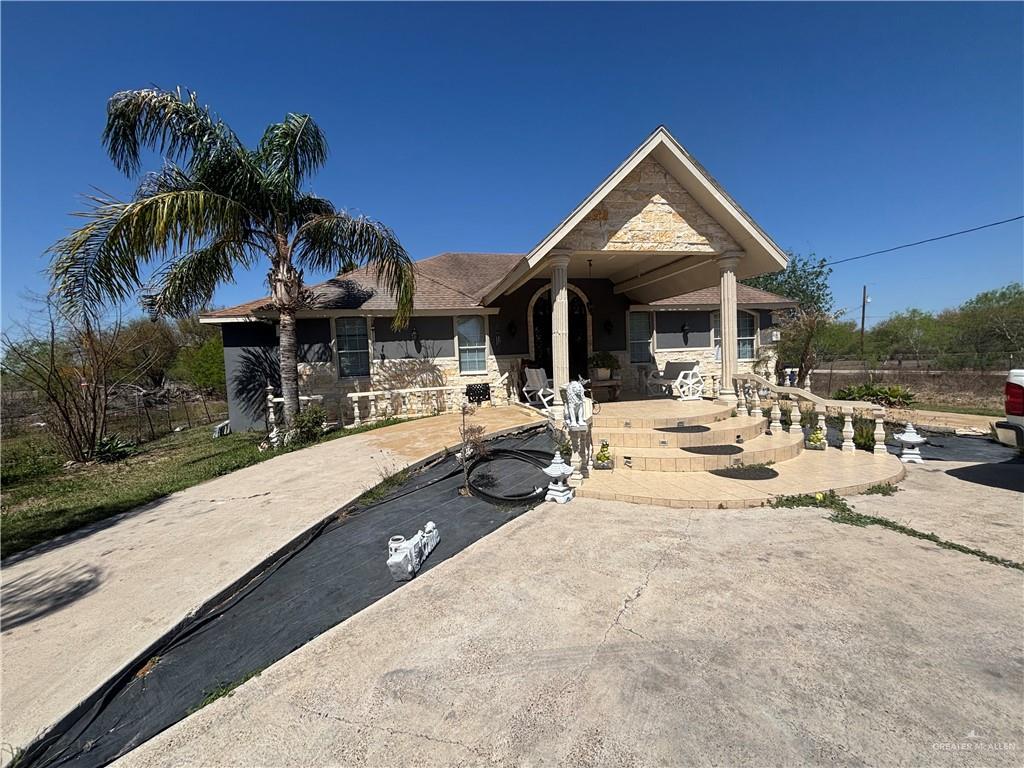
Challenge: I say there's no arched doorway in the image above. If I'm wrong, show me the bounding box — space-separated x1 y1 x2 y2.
531 291 590 380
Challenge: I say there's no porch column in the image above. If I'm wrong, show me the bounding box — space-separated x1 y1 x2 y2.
549 253 571 412
717 253 741 403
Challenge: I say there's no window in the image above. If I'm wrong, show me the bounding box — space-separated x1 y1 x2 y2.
335 317 369 377
713 311 757 360
456 315 487 373
629 312 652 363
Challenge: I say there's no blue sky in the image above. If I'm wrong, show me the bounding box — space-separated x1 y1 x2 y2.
2 2 1022 328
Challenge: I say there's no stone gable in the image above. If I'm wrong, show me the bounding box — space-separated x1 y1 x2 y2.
557 157 739 253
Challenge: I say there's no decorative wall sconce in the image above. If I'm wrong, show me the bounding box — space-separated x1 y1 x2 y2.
680 323 690 346
603 319 614 335
507 320 518 337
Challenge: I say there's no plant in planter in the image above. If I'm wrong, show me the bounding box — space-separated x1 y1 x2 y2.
558 435 573 462
587 351 620 382
593 440 613 470
805 427 826 451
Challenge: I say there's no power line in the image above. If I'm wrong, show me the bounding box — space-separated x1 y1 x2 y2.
824 215 1023 267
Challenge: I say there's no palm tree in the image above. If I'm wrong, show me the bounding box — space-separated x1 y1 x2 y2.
49 87 414 426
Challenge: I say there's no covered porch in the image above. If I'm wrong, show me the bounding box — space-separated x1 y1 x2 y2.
484 126 791 412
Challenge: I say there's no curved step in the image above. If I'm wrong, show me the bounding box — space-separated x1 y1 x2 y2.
577 449 905 509
592 400 733 429
609 430 804 472
594 415 766 448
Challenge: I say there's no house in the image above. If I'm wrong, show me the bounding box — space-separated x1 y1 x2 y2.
201 126 797 432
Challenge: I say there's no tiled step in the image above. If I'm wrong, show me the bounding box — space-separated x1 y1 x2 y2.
592 400 733 430
575 449 906 509
594 415 766 449
608 430 804 472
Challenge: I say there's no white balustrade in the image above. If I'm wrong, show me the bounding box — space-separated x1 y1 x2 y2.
732 372 887 460
343 373 509 428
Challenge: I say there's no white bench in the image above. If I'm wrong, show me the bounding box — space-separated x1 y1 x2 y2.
647 361 705 401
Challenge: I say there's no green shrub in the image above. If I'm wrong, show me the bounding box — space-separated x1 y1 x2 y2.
587 351 620 371
833 383 915 408
595 441 611 463
853 420 876 451
290 405 329 444
95 433 136 463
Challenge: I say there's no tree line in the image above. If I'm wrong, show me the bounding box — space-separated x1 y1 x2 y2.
1 305 225 461
745 255 1023 383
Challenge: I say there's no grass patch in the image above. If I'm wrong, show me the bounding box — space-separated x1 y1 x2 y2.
770 491 1023 571
912 402 1003 418
188 670 262 714
863 482 899 496
354 468 411 507
1 417 411 558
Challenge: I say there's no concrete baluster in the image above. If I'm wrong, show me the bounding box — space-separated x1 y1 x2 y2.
873 413 887 455
770 400 783 433
265 386 276 431
750 388 762 418
736 383 748 417
841 409 855 453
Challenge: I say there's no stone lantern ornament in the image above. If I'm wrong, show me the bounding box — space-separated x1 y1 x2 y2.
894 422 926 464
543 451 575 503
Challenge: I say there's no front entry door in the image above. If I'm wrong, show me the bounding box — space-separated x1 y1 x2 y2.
532 291 589 379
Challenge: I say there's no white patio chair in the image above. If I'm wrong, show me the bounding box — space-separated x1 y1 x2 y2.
522 367 555 410
647 361 705 401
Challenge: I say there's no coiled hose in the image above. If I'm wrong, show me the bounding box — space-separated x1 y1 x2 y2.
465 448 555 504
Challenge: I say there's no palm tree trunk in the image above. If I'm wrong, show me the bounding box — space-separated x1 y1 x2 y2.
279 309 300 426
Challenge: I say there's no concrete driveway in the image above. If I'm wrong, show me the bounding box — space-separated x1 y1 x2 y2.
117 461 1023 768
0 406 542 754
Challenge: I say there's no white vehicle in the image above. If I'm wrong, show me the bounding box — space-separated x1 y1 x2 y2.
993 369 1024 449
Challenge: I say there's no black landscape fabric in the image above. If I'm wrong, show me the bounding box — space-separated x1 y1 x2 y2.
22 428 556 768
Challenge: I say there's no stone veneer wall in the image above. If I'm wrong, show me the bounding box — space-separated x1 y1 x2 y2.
557 157 740 253
297 353 518 426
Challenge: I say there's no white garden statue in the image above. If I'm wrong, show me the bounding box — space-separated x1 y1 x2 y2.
386 522 440 581
564 379 588 430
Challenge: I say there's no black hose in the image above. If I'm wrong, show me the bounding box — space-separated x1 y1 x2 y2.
465 448 554 504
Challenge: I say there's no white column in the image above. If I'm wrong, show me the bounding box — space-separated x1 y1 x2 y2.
550 254 571 413
717 253 741 403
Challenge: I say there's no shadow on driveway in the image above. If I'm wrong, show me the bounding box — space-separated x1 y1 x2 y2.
946 458 1024 493
1 563 103 631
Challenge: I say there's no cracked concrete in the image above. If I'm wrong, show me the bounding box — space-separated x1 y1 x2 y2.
0 406 542 754
115 471 1023 768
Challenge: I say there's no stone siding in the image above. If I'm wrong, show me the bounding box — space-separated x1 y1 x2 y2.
297 353 517 426
557 157 739 253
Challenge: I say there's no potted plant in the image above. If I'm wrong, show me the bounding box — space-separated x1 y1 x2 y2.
588 351 620 382
805 427 826 451
593 440 614 469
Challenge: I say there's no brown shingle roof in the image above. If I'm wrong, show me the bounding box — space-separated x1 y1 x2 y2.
201 252 525 320
649 284 797 308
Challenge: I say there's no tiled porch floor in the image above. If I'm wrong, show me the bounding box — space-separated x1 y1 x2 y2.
576 448 906 509
593 397 732 428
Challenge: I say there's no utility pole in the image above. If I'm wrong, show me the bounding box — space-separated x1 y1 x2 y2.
860 285 868 358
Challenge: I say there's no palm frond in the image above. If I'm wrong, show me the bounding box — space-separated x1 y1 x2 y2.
295 193 336 221
257 114 328 193
103 87 239 176
148 237 252 317
50 189 249 312
294 213 414 326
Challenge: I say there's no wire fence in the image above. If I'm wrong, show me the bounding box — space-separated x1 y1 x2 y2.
1 389 228 445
